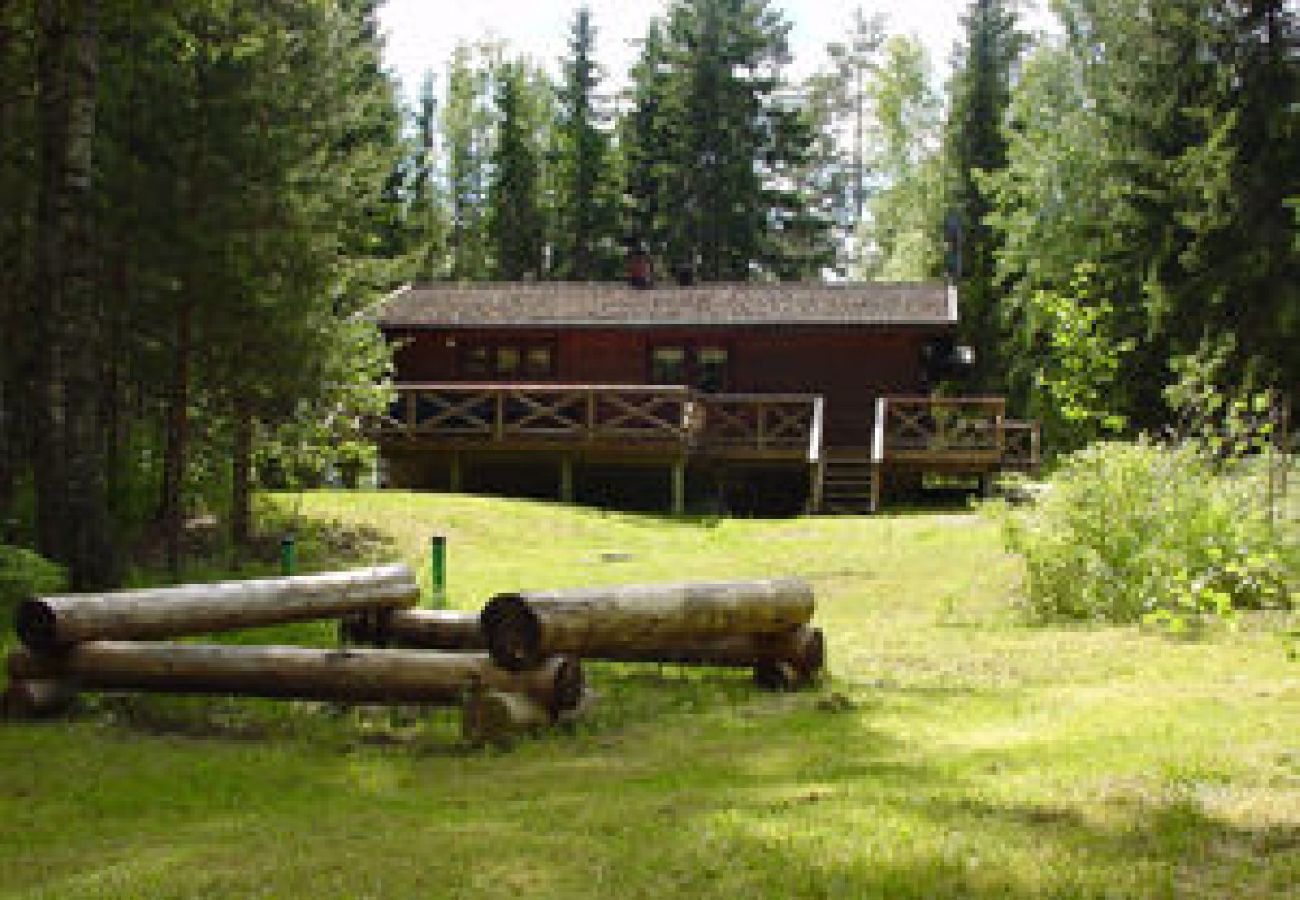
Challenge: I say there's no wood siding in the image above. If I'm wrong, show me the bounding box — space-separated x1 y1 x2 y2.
387 327 939 448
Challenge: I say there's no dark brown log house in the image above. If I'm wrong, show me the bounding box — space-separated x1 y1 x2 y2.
372 281 1038 513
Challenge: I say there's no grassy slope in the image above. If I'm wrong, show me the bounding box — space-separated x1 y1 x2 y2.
1 491 1297 899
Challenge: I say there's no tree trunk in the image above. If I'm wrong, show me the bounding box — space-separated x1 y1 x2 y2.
8 643 584 714
159 301 191 575
230 410 253 548
340 608 484 651
17 564 420 650
480 578 815 671
33 0 113 588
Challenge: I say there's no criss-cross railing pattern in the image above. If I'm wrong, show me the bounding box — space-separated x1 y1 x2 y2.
376 385 1033 470
1000 419 1042 471
696 394 822 456
873 397 1007 463
376 384 696 445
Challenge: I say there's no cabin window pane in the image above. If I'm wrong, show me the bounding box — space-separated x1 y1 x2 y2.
696 347 729 392
524 345 553 377
463 346 489 377
495 346 521 377
651 346 687 383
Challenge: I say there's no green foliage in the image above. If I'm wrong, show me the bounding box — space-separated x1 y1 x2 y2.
488 59 548 280
552 6 621 280
622 0 832 279
990 1 1297 424
1001 440 1291 629
1024 263 1135 449
944 0 1027 391
1165 333 1281 462
0 545 65 629
442 40 501 281
854 36 945 281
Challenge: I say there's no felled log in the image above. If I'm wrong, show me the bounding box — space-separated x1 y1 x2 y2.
7 643 584 714
340 608 484 651
16 565 420 651
1 679 77 718
601 625 825 690
480 578 814 671
462 688 554 745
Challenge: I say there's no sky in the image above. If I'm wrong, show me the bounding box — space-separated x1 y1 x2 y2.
377 0 1056 100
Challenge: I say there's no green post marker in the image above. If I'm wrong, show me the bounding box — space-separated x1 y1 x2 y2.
280 535 296 576
430 534 446 607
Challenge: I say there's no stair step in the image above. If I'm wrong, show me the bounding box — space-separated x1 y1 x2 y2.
815 458 879 515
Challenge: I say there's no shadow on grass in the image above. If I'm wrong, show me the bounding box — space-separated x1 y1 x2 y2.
5 675 1297 898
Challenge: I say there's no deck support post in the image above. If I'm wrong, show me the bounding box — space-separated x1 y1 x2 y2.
448 454 463 493
559 456 574 503
670 460 686 515
869 463 882 513
809 461 824 514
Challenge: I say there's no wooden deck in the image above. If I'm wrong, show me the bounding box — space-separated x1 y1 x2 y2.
374 384 1039 510
374 383 823 462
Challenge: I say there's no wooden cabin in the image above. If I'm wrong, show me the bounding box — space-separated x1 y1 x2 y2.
372 281 1039 513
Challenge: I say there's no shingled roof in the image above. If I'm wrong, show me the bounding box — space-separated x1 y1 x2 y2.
376 281 957 329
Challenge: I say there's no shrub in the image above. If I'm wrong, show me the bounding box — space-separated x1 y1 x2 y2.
999 440 1291 629
0 545 67 633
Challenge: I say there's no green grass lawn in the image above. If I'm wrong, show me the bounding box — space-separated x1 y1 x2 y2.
1 491 1297 898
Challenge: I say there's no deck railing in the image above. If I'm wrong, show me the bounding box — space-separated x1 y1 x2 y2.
377 383 695 445
696 393 824 461
1000 419 1042 471
378 384 826 461
378 385 1033 470
873 396 1007 465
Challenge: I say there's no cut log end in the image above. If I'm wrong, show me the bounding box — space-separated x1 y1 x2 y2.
480 594 542 671
754 627 825 691
2 679 77 718
462 689 553 745
543 655 585 715
15 600 58 652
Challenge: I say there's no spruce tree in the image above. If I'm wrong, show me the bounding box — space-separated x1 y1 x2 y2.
944 0 1026 390
554 6 619 280
489 60 546 280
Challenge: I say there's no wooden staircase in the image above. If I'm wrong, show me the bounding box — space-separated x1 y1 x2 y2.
815 455 879 515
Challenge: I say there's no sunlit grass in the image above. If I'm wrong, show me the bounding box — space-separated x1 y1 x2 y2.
1 490 1297 898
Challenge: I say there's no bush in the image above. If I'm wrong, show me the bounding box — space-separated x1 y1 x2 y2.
0 545 67 634
999 440 1292 629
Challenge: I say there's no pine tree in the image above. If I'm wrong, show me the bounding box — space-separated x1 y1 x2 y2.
944 0 1027 390
489 60 546 280
554 6 619 280
622 0 829 281
621 20 674 269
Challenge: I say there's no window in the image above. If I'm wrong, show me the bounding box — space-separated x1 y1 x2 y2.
650 346 687 384
524 346 553 377
459 342 556 379
649 345 729 390
495 346 521 378
696 347 729 392
463 346 489 378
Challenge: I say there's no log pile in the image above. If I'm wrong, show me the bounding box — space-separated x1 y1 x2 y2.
345 579 825 690
478 579 823 689
16 565 421 650
340 608 485 651
2 565 581 743
4 568 826 744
